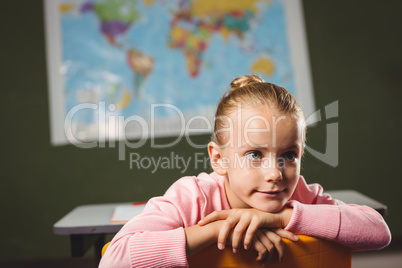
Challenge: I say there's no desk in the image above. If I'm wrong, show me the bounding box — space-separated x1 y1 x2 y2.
53 190 387 263
54 203 129 262
327 190 388 217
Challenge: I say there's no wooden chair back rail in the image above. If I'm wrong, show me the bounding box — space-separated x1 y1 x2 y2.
102 235 352 268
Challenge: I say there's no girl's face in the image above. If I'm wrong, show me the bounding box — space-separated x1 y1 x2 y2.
211 105 304 213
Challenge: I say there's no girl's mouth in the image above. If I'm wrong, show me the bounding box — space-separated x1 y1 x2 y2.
255 189 286 197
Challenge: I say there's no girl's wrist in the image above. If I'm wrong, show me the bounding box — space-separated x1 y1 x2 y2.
185 220 224 256
280 207 293 227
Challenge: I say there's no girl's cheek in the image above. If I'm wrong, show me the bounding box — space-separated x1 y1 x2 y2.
283 165 298 177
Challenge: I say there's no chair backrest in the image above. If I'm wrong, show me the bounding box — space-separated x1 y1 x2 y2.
102 235 352 267
101 242 111 257
188 235 352 268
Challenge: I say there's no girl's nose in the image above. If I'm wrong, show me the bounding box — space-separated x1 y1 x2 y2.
264 168 283 182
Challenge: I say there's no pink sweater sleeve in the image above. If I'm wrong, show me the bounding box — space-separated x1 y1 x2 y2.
284 177 391 251
99 173 229 268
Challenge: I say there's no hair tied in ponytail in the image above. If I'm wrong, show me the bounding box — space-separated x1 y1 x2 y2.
230 74 264 90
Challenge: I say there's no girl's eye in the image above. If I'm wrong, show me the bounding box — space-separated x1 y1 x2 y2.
245 151 262 161
282 151 297 161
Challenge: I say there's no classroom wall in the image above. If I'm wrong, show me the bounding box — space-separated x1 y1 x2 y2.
1 0 401 263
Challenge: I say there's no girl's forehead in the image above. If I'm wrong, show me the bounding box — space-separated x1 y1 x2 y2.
221 106 304 149
229 106 298 127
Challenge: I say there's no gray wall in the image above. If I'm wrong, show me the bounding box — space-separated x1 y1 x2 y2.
1 0 401 262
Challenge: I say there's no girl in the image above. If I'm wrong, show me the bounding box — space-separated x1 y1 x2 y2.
100 75 391 267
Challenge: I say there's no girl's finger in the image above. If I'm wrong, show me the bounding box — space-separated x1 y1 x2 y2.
243 219 261 249
255 230 274 260
265 231 285 262
231 217 250 252
252 236 268 262
198 210 231 225
217 214 240 250
271 228 299 242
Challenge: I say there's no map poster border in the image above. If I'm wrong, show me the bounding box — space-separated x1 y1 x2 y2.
44 0 315 146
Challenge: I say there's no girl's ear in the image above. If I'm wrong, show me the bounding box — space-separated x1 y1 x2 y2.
208 141 227 176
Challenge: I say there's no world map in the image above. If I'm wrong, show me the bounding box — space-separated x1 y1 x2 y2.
59 0 296 140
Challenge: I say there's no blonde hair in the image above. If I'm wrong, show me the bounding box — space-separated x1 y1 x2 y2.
213 74 305 145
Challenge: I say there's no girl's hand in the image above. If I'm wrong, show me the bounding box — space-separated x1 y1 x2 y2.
198 208 296 253
253 228 296 262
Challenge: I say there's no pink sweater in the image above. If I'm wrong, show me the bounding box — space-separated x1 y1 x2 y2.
99 172 391 268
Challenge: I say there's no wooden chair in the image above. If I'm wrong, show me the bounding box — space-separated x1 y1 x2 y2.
188 235 351 267
102 235 351 267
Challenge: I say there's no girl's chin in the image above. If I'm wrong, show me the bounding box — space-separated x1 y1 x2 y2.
254 204 284 213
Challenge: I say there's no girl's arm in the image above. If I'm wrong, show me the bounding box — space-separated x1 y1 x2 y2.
285 201 391 251
286 177 391 251
99 206 189 268
99 174 228 268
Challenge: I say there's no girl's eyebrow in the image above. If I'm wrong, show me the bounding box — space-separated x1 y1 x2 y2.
254 145 269 150
282 144 300 151
240 143 269 149
240 143 300 151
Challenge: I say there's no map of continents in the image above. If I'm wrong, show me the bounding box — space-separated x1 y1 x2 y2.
60 0 294 138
